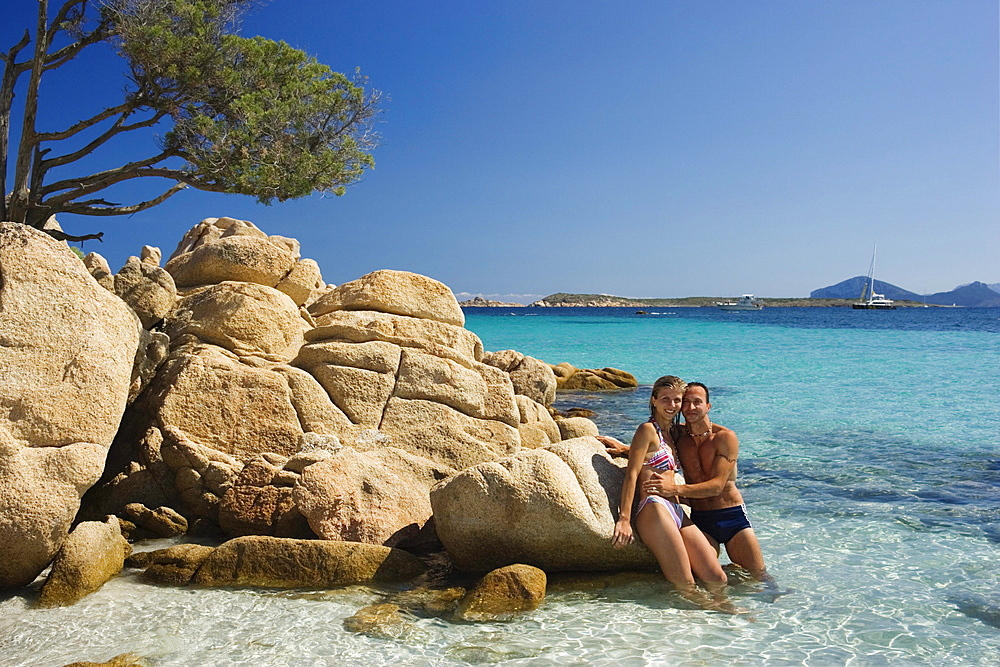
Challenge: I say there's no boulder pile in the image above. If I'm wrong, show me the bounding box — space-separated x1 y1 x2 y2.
0 215 647 613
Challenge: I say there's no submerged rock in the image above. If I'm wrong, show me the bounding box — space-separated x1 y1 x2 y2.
63 653 149 667
127 543 215 586
342 603 423 640
455 564 546 621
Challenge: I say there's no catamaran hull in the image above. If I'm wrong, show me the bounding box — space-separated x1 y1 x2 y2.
851 303 896 310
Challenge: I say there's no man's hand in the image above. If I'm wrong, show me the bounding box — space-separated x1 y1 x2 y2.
643 472 681 498
596 435 630 456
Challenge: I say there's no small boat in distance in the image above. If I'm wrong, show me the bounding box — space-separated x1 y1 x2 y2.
852 244 896 310
717 294 764 311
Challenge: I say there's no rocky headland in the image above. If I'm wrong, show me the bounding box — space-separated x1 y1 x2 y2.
0 217 641 630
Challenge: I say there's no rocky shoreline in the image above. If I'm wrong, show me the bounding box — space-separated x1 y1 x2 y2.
0 217 645 657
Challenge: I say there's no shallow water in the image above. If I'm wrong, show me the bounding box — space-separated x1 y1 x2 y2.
2 307 998 665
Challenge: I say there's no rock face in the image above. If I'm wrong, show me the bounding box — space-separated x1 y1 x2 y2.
0 223 140 589
37 517 131 607
191 535 426 587
430 437 657 572
114 255 177 328
483 350 557 406
293 446 453 546
84 219 525 547
217 450 323 539
310 269 465 326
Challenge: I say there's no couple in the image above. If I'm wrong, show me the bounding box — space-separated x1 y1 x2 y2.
599 375 768 598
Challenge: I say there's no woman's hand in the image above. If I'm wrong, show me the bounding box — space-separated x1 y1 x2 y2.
596 435 630 457
643 473 680 498
612 517 633 547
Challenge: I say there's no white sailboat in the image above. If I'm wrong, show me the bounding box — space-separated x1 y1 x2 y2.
852 245 896 310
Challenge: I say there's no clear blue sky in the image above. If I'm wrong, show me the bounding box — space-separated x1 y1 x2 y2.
4 1 998 299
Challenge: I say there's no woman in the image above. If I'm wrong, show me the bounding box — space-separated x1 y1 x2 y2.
601 375 728 595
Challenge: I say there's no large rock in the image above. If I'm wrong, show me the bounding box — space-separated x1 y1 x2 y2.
430 437 657 572
127 543 215 586
37 517 130 607
307 309 483 363
165 282 309 363
275 258 325 307
483 350 557 406
0 223 140 589
293 446 453 546
165 217 298 289
556 416 600 440
309 269 465 327
114 255 177 328
191 535 426 587
140 345 304 459
515 395 561 448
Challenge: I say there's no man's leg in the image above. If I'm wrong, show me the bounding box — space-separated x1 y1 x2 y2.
724 528 769 580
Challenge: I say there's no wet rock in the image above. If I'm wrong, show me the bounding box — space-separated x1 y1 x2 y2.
122 503 188 539
127 543 216 586
343 603 410 638
455 564 547 621
37 517 130 607
191 535 426 588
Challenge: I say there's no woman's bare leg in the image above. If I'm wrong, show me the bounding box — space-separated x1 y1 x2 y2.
634 504 695 589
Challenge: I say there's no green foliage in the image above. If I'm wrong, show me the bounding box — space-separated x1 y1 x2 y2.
2 0 380 228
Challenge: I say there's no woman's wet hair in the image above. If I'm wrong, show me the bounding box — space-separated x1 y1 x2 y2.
648 375 687 421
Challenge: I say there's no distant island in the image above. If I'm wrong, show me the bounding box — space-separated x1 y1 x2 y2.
461 279 1000 308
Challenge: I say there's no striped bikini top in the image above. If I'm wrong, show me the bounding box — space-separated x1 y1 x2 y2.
644 419 678 472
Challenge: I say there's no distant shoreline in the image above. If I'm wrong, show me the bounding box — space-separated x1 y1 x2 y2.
460 293 947 308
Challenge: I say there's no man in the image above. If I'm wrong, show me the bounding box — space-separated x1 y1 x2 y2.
642 382 770 580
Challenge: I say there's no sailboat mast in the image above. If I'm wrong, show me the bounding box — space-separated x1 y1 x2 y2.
870 243 877 299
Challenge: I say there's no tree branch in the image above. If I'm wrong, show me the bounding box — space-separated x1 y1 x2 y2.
35 101 133 141
40 149 176 199
58 182 187 216
40 109 167 171
41 228 104 242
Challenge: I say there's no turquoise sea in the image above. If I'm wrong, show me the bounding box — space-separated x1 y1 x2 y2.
2 307 998 666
